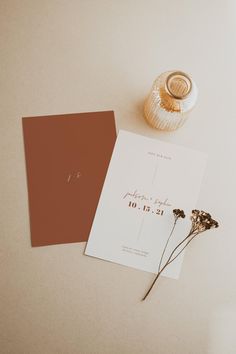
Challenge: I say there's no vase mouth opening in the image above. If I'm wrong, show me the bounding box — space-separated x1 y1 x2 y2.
166 71 192 99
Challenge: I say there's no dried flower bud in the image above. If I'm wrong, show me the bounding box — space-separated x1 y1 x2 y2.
191 210 219 232
173 209 185 219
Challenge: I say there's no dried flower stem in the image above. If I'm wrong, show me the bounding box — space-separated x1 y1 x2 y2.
158 209 186 273
158 218 177 272
142 230 194 301
141 209 219 301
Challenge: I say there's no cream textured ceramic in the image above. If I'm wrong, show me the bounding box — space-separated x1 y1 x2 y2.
144 71 198 131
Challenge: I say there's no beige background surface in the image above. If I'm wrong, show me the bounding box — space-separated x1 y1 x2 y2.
1 1 236 353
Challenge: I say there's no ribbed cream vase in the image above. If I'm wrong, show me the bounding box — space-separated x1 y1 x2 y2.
144 71 198 131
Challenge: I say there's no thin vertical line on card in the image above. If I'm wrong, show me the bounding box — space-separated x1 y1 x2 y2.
137 215 145 242
137 156 159 242
151 157 159 186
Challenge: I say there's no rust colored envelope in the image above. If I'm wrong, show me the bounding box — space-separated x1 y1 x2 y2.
22 111 116 246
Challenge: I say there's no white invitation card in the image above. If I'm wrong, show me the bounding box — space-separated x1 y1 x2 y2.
85 130 207 279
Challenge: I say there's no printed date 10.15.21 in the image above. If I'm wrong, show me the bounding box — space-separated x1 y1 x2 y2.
128 201 164 215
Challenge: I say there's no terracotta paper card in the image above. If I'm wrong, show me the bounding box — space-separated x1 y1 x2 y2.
22 111 116 247
85 130 207 279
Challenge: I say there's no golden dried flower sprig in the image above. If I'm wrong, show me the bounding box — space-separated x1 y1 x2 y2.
142 209 219 301
191 210 219 232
